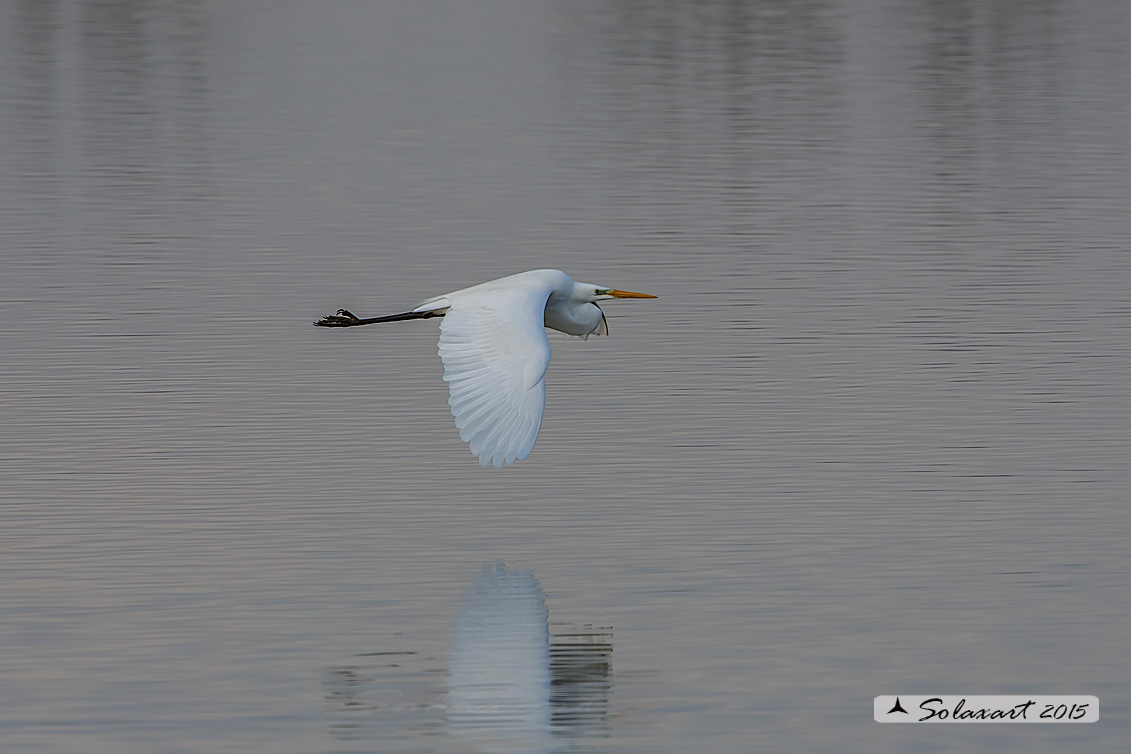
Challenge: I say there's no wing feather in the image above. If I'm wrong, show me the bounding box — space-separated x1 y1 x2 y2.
437 286 552 468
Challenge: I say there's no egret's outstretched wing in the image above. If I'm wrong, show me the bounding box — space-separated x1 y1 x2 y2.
437 285 552 469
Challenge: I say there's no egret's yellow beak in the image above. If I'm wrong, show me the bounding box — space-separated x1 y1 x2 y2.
610 289 657 299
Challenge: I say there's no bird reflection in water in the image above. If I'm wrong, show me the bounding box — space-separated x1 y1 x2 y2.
447 562 553 750
550 623 613 737
323 563 613 748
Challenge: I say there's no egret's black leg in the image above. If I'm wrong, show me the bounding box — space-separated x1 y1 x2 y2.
314 309 363 327
314 309 444 327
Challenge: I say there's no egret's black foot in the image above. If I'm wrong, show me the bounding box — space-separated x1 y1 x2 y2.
314 309 362 327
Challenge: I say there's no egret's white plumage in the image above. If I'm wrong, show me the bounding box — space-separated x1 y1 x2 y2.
315 269 656 468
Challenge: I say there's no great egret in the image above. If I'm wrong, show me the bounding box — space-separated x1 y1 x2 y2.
315 269 656 468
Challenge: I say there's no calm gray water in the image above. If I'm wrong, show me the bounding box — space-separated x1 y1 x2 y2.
2 1 1129 752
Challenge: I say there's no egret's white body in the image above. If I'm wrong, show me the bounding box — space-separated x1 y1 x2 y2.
316 269 656 468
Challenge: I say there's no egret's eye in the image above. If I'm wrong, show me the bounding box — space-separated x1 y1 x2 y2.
594 288 602 295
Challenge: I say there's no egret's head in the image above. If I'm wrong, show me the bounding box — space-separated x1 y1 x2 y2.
582 284 657 302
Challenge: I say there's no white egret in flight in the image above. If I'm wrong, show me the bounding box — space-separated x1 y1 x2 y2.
315 269 656 468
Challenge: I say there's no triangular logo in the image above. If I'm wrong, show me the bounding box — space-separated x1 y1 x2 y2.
887 697 909 714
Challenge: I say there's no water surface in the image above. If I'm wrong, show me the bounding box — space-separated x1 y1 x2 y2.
1 1 1129 752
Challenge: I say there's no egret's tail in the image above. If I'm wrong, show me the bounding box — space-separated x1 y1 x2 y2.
314 309 444 327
